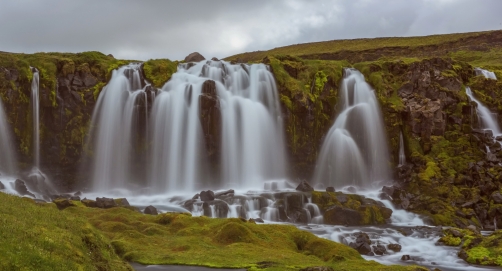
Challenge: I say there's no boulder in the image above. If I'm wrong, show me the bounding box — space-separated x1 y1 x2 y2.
70 196 80 201
53 198 76 210
144 205 158 215
81 198 97 207
492 191 502 204
184 52 205 62
95 197 117 209
372 244 387 255
296 180 314 192
14 179 35 198
387 243 402 252
192 193 200 200
115 198 130 207
326 205 363 226
200 190 215 201
326 186 335 192
215 189 234 198
401 255 411 261
349 232 372 255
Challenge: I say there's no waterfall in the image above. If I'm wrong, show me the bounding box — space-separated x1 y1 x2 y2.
475 67 497 80
87 64 147 191
465 87 501 136
313 68 390 188
149 60 286 193
0 90 16 175
398 131 406 166
31 68 40 169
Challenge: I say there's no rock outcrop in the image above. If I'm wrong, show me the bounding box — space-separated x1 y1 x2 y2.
184 52 205 62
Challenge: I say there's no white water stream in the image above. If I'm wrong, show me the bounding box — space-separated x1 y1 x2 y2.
313 68 391 188
466 87 502 137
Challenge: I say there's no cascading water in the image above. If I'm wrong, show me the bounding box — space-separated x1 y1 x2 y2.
87 63 147 192
313 68 390 188
398 131 406 166
0 91 16 175
31 68 40 168
465 87 501 136
475 67 497 80
149 60 286 193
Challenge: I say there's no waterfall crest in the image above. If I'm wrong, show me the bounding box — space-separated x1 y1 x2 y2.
149 60 286 193
87 64 148 191
475 67 497 80
313 68 390 188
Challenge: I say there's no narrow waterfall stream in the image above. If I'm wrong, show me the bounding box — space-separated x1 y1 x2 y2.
398 131 406 166
30 67 40 169
0 82 16 176
466 87 502 136
475 67 497 80
313 68 391 188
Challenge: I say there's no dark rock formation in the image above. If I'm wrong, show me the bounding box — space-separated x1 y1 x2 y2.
53 198 76 210
326 187 335 192
401 255 411 261
0 181 4 190
184 52 205 62
200 190 215 201
387 243 402 252
144 205 158 215
296 180 314 192
14 179 35 198
115 198 130 207
81 198 97 207
199 80 221 177
95 197 117 209
372 244 387 255
349 232 372 255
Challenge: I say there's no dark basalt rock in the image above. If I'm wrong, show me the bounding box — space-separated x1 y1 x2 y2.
349 232 372 255
202 200 229 218
387 243 402 252
401 255 411 261
81 198 97 207
144 205 158 215
70 196 80 201
184 52 205 62
215 189 234 198
326 186 335 192
372 244 387 255
14 179 35 198
200 190 215 201
0 181 4 190
115 198 130 207
53 198 76 210
326 206 363 226
95 197 117 209
296 180 314 192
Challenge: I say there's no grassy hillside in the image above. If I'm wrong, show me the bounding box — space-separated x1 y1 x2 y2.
225 30 502 69
0 192 428 271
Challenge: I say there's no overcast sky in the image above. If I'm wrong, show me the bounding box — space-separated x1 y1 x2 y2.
0 0 501 61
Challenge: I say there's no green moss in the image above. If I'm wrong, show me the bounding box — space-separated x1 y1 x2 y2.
143 59 177 88
0 192 131 271
439 235 462 246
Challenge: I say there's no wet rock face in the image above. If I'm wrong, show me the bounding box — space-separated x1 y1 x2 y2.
199 80 221 172
14 179 35 198
296 180 314 192
349 232 372 255
144 205 158 215
184 52 205 62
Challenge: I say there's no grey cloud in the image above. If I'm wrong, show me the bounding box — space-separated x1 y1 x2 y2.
0 0 500 61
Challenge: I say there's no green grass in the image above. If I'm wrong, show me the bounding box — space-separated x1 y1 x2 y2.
0 193 131 271
226 30 499 62
0 192 427 271
142 59 178 88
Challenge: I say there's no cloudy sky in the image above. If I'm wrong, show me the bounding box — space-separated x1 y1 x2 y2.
0 0 501 61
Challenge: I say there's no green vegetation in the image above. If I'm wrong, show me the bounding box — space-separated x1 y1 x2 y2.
0 192 131 271
143 59 178 88
0 192 428 271
226 30 499 63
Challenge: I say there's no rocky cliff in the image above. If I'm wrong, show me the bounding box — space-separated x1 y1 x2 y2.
1 31 502 228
